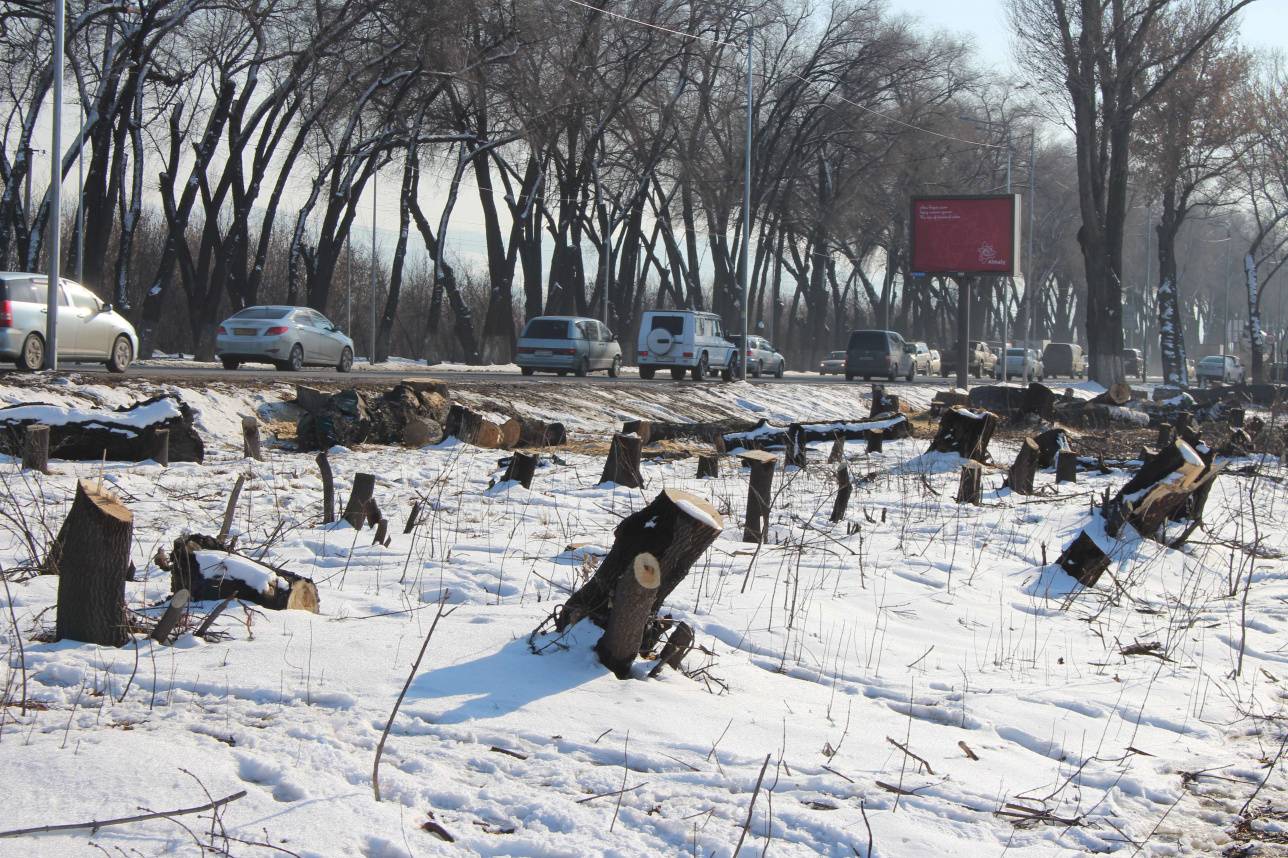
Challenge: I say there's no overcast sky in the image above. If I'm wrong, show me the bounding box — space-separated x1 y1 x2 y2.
888 0 1287 75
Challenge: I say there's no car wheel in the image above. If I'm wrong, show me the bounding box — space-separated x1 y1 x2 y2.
752 361 762 378
721 363 734 382
106 335 134 373
521 367 535 376
639 366 655 380
670 367 686 380
574 358 589 378
692 353 708 381
221 357 240 370
17 333 44 371
279 343 304 372
776 360 785 379
906 366 914 382
608 355 621 378
336 347 353 373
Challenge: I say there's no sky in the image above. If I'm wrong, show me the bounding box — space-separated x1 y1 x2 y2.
888 0 1287 75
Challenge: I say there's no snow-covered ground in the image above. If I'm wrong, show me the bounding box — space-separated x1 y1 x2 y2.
1 379 1285 857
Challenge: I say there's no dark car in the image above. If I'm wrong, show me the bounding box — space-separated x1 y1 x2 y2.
1042 342 1087 379
1121 348 1145 380
845 329 914 382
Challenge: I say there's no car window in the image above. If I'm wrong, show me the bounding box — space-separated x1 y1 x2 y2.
712 320 722 337
848 331 889 350
66 286 100 313
232 307 291 320
650 315 684 336
314 312 336 330
523 318 570 339
1 276 42 303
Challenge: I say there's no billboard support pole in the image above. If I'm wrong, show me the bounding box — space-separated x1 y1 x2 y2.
956 275 970 390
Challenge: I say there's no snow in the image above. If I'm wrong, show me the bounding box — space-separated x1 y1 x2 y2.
0 396 183 430
674 496 721 530
193 551 287 595
0 376 1284 856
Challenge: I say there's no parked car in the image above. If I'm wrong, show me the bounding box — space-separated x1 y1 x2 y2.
215 305 353 371
817 350 846 374
996 347 1043 382
941 340 997 379
1042 342 1087 379
1195 354 1245 386
637 310 736 381
729 334 786 378
909 341 935 376
1120 348 1145 380
926 348 942 376
844 329 914 382
516 316 621 377
0 272 137 372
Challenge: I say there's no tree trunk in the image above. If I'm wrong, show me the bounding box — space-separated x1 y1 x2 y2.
1055 450 1078 484
600 433 643 488
343 473 376 529
21 423 49 473
502 452 538 489
53 480 133 647
1006 438 1039 495
696 454 719 479
830 464 852 523
956 462 983 505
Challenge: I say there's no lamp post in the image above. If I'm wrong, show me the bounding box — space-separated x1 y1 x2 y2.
44 0 65 370
738 24 753 381
370 172 377 363
1222 221 1232 356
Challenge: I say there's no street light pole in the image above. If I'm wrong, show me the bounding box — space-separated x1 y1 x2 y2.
1222 222 1232 356
1002 138 1012 366
75 98 84 282
739 24 753 381
1025 134 1037 344
370 172 377 363
44 0 65 370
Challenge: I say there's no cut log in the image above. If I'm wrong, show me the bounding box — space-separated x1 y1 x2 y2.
866 430 884 454
622 420 652 444
296 383 447 452
241 415 262 461
1034 428 1070 468
343 473 376 528
150 428 170 467
1006 438 1039 495
169 535 319 612
218 475 246 543
498 418 523 449
929 406 998 463
740 450 777 542
316 452 335 524
696 454 720 479
1090 382 1133 406
828 435 846 464
1055 450 1078 484
930 389 971 416
514 416 568 447
600 433 644 488
830 465 852 523
150 589 190 644
0 394 203 462
956 462 983 505
53 480 133 646
1022 383 1057 420
21 423 49 473
1056 531 1110 587
648 621 695 678
502 451 539 489
1052 402 1149 429
595 552 663 678
554 489 723 664
722 415 909 451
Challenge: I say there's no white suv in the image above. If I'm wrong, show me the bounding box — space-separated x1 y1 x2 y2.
637 310 737 381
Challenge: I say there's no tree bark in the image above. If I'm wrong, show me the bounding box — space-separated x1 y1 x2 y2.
53 481 133 647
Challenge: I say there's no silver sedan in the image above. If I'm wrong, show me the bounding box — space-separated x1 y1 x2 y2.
215 306 354 372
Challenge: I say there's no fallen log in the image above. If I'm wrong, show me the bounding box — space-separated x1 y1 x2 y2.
445 403 505 448
928 406 998 463
52 480 133 646
930 389 971 417
553 489 723 674
722 415 909 451
296 384 446 451
0 394 203 463
169 534 319 612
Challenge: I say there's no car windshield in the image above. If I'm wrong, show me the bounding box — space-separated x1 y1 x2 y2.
650 315 685 335
1007 348 1026 356
522 319 570 339
1199 356 1224 366
829 351 845 359
231 307 290 320
1045 344 1072 358
848 331 888 350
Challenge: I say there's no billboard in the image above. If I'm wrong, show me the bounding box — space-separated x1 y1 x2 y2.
909 195 1021 276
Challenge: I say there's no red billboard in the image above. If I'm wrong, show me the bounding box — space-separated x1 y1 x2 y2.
909 195 1021 275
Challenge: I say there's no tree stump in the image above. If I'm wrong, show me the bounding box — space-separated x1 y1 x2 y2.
241 415 262 460
1056 531 1110 586
1055 450 1078 484
373 518 390 546
217 474 246 543
169 535 319 612
828 435 846 464
151 428 170 467
830 464 852 523
316 452 335 524
866 430 884 454
740 450 777 542
648 621 695 678
21 423 49 473
1228 407 1246 428
713 431 727 454
1022 382 1057 420
929 406 998 462
1006 438 1039 495
785 426 807 469
554 489 723 674
404 501 422 533
696 454 719 479
53 480 133 646
343 472 376 528
1156 423 1174 448
364 497 383 529
503 451 539 488
600 433 643 488
1034 428 1070 468
622 420 652 445
870 384 899 418
150 589 190 644
956 461 983 505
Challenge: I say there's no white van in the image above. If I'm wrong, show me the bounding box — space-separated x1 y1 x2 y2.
637 310 737 381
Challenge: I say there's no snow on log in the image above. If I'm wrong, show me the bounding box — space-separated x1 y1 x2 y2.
553 489 723 673
928 406 997 462
721 415 909 451
0 394 203 463
52 480 133 646
169 535 319 612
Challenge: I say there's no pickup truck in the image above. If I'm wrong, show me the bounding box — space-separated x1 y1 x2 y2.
941 341 997 379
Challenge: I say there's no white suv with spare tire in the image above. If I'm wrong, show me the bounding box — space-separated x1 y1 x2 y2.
637 310 737 381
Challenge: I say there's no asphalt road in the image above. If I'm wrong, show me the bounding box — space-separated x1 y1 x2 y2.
38 362 1039 387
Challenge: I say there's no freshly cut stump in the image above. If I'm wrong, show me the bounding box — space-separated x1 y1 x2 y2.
600 433 643 488
739 450 777 543
53 480 133 646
